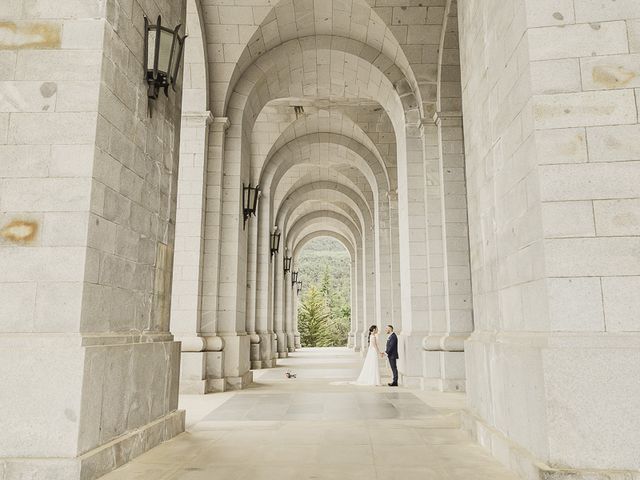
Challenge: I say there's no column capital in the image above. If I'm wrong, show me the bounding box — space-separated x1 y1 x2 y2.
432 110 463 126
386 189 398 201
182 111 214 127
210 116 231 132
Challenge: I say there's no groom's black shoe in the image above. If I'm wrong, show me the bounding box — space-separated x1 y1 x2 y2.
388 382 398 387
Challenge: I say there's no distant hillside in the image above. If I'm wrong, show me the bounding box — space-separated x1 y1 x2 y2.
297 237 350 304
296 236 352 347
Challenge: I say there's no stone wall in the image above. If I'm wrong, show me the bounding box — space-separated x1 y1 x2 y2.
459 0 640 477
0 0 186 478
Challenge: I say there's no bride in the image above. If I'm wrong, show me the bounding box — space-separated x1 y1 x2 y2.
354 325 382 386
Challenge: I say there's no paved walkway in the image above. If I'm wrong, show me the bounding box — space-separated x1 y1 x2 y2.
102 348 521 480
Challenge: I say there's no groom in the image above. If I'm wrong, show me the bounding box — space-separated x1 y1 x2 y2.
383 325 399 386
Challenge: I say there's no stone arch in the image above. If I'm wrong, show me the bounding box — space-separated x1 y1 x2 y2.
183 0 209 112
437 0 462 113
286 212 361 257
276 182 373 235
286 212 368 350
284 200 364 239
223 0 422 120
268 151 377 213
263 110 394 186
228 38 411 134
262 133 390 206
293 231 355 263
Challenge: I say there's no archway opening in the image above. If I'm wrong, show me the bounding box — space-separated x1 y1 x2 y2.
294 236 352 349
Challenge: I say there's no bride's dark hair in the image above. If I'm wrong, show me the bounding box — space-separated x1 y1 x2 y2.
367 325 377 344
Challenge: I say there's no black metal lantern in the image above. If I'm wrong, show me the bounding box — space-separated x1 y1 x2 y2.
270 227 281 258
144 16 186 101
296 280 303 295
291 270 298 285
242 183 260 229
283 255 292 273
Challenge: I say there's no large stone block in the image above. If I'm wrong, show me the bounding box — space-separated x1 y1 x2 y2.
528 21 628 61
533 90 637 129
0 338 85 457
601 276 640 331
543 343 640 470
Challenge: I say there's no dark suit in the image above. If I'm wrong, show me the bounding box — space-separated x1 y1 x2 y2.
385 332 399 385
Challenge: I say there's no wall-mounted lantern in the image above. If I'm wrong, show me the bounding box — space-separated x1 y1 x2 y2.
270 227 281 259
283 255 292 273
144 16 186 105
296 280 303 295
291 270 298 285
242 183 260 229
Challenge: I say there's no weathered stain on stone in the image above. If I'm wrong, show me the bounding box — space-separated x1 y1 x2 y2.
0 21 61 50
592 65 637 88
613 212 638 227
64 408 77 422
605 135 621 149
553 12 564 21
535 104 616 121
0 220 38 243
40 82 57 98
559 134 584 156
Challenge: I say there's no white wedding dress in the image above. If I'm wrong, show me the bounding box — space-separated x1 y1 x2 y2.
354 334 381 386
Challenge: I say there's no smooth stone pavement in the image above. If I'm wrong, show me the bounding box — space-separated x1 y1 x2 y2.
101 348 521 480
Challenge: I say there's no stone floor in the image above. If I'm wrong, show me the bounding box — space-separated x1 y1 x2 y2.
101 348 521 480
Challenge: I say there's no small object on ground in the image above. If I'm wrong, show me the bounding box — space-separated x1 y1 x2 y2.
285 372 297 379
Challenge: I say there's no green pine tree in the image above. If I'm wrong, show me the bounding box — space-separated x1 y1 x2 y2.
296 237 353 347
298 286 331 347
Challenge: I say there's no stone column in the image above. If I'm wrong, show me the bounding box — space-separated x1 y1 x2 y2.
284 264 295 352
293 287 302 349
459 0 640 477
293 287 301 349
269 262 279 364
0 2 185 478
171 111 212 394
198 117 230 392
202 115 252 390
387 191 403 328
348 259 357 349
254 197 275 368
395 123 431 386
376 196 394 328
353 244 366 351
422 111 473 392
274 247 288 358
360 233 376 352
245 199 260 369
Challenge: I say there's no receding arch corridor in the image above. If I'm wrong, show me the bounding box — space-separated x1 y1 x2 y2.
102 349 519 480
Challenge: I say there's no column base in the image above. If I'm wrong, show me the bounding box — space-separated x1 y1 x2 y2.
250 339 261 370
206 378 227 392
225 370 253 391
261 358 276 368
462 410 640 480
258 333 276 368
1 410 185 480
250 359 276 369
278 352 288 358
422 377 465 392
218 333 252 391
401 375 424 389
422 350 466 392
